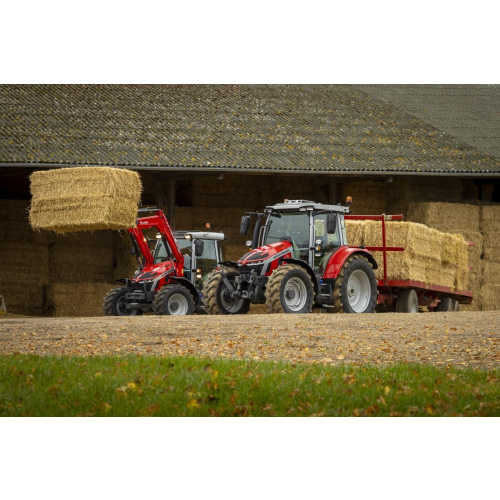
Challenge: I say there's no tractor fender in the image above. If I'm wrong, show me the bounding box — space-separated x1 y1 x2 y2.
167 277 200 304
279 258 319 293
322 247 378 280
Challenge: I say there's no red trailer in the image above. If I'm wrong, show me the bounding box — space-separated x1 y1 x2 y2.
345 214 474 313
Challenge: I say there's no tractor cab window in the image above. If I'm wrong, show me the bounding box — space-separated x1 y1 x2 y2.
313 212 341 272
176 239 193 280
264 211 310 261
196 240 218 288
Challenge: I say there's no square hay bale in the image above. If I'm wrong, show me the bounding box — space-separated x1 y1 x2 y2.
479 205 500 233
479 285 500 311
345 221 365 247
482 232 500 262
481 261 500 286
0 242 49 287
29 167 142 233
407 202 480 233
363 221 431 283
0 283 45 316
47 283 117 317
456 230 483 267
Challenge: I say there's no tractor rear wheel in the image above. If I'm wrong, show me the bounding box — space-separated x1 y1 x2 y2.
437 296 453 312
396 288 419 313
265 264 314 314
103 287 142 316
202 267 250 315
153 284 195 316
332 255 377 313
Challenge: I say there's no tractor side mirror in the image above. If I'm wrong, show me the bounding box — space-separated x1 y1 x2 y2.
240 215 251 235
326 214 337 234
194 238 204 257
130 244 136 256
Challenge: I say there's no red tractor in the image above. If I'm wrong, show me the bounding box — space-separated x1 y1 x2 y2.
203 199 379 314
203 199 473 315
103 208 225 316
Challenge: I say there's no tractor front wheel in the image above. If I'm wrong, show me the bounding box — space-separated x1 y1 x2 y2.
332 255 377 313
265 264 314 314
153 284 195 316
103 287 142 316
202 268 250 315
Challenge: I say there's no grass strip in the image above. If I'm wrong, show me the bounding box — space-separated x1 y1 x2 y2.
0 355 498 416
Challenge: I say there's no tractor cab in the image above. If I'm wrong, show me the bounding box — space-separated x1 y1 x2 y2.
239 200 350 275
173 229 225 289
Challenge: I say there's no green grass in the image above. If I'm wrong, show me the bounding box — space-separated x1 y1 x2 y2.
0 355 498 416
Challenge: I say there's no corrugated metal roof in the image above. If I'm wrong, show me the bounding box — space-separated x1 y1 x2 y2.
0 84 499 174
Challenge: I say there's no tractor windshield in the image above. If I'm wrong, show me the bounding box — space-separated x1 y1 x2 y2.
264 211 310 260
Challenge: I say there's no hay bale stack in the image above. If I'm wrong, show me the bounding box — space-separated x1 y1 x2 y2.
0 200 50 315
479 205 500 234
113 232 137 280
48 231 115 284
0 242 49 315
29 167 142 233
482 233 500 262
481 261 500 286
342 181 387 215
407 202 480 233
46 283 117 317
480 285 500 311
350 221 468 289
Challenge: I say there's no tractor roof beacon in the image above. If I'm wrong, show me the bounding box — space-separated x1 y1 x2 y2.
102 208 225 317
202 199 473 315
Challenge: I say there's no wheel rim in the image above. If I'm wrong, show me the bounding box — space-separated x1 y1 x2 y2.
284 277 307 312
220 278 245 313
116 296 137 316
347 270 371 313
168 293 189 315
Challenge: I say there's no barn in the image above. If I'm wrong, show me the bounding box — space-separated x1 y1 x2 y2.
1 84 499 315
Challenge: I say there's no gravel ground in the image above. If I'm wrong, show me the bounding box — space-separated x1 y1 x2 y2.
0 312 499 369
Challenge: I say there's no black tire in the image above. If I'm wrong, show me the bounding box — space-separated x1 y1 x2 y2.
102 287 142 316
202 267 250 315
152 284 195 316
265 264 314 314
437 296 453 312
452 299 460 312
332 255 377 314
396 288 419 313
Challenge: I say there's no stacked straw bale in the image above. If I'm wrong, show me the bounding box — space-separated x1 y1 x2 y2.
48 231 115 284
479 205 500 311
29 167 142 233
407 202 483 310
113 232 138 280
345 220 469 290
46 283 117 317
0 200 49 315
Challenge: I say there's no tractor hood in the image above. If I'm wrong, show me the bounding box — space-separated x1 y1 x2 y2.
132 261 176 282
238 241 292 265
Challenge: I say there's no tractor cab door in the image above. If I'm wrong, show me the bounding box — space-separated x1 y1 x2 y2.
313 212 342 274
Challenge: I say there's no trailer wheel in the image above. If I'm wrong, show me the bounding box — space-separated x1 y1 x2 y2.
452 299 460 312
153 284 194 315
437 296 453 312
265 264 314 314
396 288 419 313
332 255 377 314
202 267 250 315
102 287 142 316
